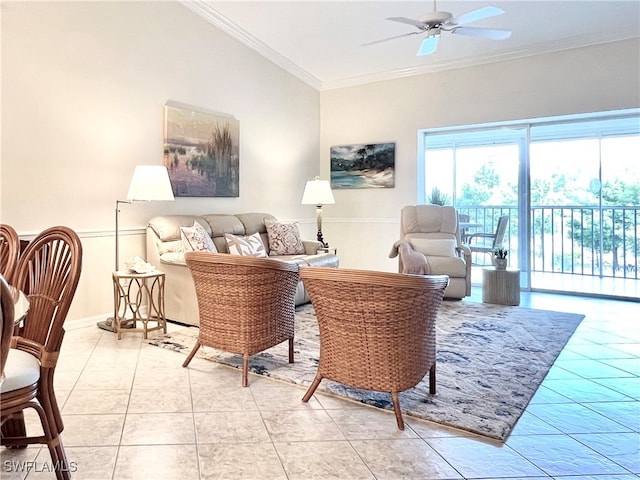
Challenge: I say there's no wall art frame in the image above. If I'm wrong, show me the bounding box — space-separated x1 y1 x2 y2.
163 101 239 197
330 142 395 189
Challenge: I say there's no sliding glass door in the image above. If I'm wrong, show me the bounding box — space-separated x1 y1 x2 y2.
420 109 640 298
422 127 527 287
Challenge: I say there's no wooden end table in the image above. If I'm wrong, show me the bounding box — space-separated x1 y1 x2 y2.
112 270 167 339
482 267 521 306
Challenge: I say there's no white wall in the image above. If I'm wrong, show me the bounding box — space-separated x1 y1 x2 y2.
320 38 640 273
2 1 638 322
1 1 320 321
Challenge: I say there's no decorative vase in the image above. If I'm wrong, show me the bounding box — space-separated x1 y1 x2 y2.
494 257 508 270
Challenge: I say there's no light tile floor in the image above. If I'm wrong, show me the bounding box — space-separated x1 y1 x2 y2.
1 290 639 480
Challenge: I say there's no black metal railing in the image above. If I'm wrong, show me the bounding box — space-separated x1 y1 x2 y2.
457 205 640 280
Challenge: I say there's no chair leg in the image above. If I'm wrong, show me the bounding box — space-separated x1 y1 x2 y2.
29 402 71 480
288 337 294 363
429 364 436 394
242 354 249 387
1 413 27 449
302 375 322 402
391 391 405 430
182 341 201 367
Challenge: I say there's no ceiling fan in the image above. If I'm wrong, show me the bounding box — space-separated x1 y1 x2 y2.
364 1 512 56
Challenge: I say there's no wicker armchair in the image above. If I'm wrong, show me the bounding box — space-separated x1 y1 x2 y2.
183 252 299 386
300 267 449 430
0 224 20 285
0 226 82 480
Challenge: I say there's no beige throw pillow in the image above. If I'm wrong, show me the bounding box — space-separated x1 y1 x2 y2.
265 219 305 255
180 221 217 253
409 238 457 257
224 232 268 258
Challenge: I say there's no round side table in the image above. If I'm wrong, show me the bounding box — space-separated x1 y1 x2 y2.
482 267 521 306
112 270 167 339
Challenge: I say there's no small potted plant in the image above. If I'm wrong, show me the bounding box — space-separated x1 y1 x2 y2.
493 248 508 269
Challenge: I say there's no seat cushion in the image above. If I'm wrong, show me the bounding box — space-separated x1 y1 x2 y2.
424 256 467 277
409 238 456 257
1 349 40 393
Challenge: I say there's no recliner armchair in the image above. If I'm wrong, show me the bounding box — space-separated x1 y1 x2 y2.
398 205 471 299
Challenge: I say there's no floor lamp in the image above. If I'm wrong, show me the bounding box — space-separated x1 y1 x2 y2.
97 165 175 332
301 176 335 248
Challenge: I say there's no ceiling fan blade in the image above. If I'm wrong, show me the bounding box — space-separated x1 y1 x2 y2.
417 35 439 56
453 6 504 26
362 31 421 46
387 16 426 28
452 26 511 40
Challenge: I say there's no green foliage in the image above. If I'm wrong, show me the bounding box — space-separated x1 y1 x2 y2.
494 248 508 259
429 187 450 206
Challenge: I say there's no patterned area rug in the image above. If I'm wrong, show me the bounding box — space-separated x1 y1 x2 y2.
147 301 584 441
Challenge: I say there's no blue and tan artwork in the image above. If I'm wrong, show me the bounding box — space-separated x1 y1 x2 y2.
330 143 395 189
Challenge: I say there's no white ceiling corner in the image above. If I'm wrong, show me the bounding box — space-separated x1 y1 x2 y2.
182 1 640 92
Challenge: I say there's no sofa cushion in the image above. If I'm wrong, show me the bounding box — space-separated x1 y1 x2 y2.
265 219 305 255
225 232 268 258
160 252 187 265
181 222 217 252
409 238 456 257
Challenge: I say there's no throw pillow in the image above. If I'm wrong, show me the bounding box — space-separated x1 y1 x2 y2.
224 232 268 258
180 221 217 253
409 238 457 257
265 219 305 255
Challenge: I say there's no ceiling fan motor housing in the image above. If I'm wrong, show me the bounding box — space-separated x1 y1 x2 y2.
418 11 453 27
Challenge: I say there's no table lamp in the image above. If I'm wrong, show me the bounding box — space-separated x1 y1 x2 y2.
301 176 335 248
98 165 175 332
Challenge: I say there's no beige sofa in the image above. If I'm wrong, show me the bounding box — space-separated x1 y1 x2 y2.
146 213 339 326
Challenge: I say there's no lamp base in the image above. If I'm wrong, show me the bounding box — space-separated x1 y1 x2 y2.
317 231 328 248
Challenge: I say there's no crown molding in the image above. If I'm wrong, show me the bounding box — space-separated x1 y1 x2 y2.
182 1 639 93
320 30 640 91
181 1 322 90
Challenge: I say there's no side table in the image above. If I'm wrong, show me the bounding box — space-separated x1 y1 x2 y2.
482 267 521 306
112 270 167 339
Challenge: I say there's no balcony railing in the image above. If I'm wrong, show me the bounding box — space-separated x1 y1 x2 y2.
458 205 640 280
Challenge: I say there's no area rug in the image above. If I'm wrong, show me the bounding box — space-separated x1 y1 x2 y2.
147 301 584 441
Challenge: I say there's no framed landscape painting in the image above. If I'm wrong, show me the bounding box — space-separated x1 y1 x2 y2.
163 102 239 197
330 143 395 189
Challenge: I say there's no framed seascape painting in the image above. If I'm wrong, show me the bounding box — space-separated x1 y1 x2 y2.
163 102 239 197
330 143 395 189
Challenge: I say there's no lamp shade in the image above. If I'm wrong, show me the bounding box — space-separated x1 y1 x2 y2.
301 176 335 206
126 165 175 202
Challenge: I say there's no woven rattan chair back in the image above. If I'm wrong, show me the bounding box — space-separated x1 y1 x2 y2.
183 252 300 386
300 267 449 430
1 226 82 479
0 275 15 387
0 224 20 285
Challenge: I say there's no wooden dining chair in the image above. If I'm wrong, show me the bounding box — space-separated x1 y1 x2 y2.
183 252 299 386
300 267 449 430
0 275 15 388
0 224 20 285
0 226 82 480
